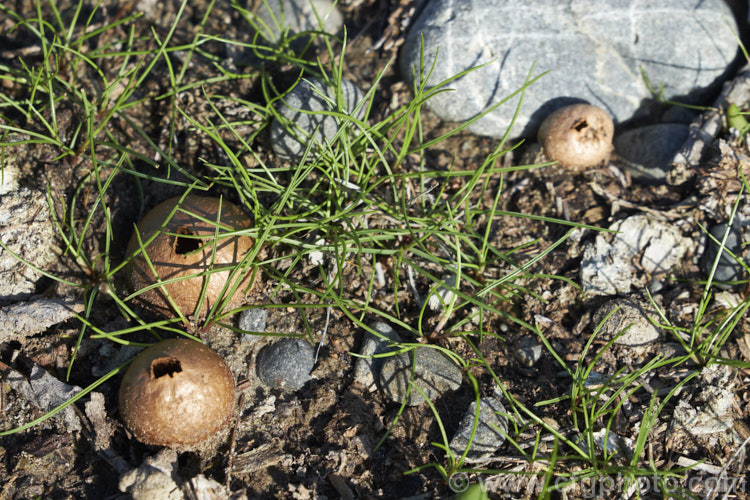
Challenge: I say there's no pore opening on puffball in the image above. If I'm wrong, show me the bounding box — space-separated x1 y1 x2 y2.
173 227 202 255
151 357 182 378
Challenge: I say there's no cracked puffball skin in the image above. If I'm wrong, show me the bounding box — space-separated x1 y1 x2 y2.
125 195 255 319
118 339 236 447
537 103 614 168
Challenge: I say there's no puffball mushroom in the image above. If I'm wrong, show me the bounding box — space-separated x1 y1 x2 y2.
537 103 614 168
126 195 255 319
119 338 236 447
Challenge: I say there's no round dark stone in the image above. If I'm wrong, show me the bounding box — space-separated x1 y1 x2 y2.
256 338 315 390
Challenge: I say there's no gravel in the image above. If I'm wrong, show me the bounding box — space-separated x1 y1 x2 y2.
513 335 543 367
577 429 633 458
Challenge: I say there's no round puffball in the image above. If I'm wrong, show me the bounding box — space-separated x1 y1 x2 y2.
119 339 236 448
537 104 614 168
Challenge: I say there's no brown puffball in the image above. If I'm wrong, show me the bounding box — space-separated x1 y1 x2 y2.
119 338 236 447
537 103 614 168
126 195 255 319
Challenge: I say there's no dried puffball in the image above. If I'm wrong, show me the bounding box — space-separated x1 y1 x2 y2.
537 103 614 168
118 338 236 448
126 195 256 319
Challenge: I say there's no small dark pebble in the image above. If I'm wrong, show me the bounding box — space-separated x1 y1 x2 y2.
256 338 315 391
396 474 424 496
701 221 747 289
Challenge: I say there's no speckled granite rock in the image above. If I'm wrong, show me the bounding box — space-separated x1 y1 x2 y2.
238 308 267 344
401 0 738 138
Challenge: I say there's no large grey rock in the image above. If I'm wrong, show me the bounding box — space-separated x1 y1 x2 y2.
449 393 508 462
253 0 343 43
591 298 661 346
615 124 691 185
270 78 365 162
661 105 699 124
580 214 691 296
379 347 462 405
401 0 738 138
